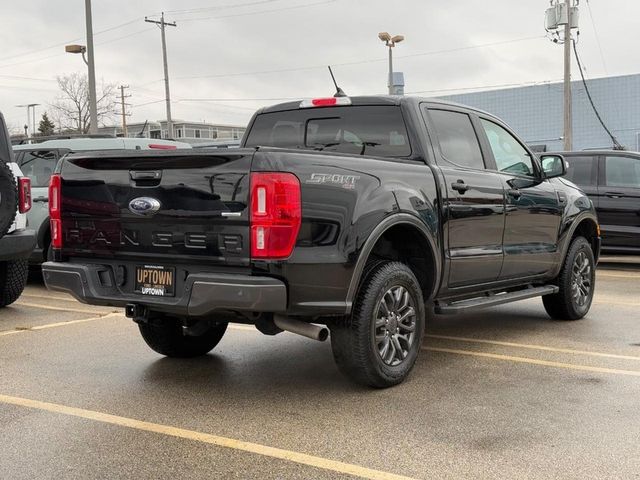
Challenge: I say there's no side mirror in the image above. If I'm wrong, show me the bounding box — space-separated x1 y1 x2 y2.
540 154 567 179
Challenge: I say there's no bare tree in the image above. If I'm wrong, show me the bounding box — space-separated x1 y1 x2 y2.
50 72 116 133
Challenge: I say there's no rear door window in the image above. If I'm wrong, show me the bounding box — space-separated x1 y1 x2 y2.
244 106 411 157
605 156 640 188
18 150 58 187
564 156 597 186
428 109 485 170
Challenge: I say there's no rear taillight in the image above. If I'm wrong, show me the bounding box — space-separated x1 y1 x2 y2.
299 97 351 108
49 174 62 249
18 177 31 213
250 172 301 259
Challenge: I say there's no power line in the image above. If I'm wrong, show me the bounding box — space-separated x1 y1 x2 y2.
133 35 545 86
178 0 337 23
585 0 608 74
572 39 622 149
163 0 282 16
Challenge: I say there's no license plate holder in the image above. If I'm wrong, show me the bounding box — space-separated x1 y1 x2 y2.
134 265 175 297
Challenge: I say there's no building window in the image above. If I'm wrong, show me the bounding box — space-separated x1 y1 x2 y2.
195 129 201 138
211 130 218 139
176 129 182 138
150 130 161 139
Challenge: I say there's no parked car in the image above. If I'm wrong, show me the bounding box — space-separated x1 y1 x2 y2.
553 150 640 253
13 138 192 263
42 95 600 387
0 112 35 306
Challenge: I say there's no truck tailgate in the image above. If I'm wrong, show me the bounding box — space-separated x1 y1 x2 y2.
59 150 253 267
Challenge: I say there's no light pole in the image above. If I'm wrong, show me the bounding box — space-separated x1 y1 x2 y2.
378 32 404 95
16 103 40 138
64 0 98 134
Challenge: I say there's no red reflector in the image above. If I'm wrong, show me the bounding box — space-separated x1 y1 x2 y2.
311 97 337 107
250 172 301 259
18 177 31 213
49 174 62 249
148 143 177 150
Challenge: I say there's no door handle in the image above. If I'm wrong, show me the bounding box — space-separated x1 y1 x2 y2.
33 196 48 202
507 189 522 200
605 192 624 198
451 180 470 194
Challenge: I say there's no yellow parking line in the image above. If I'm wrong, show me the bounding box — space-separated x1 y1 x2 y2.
21 292 77 302
0 312 122 337
597 272 640 279
0 394 417 480
426 334 640 361
425 346 640 377
14 301 114 315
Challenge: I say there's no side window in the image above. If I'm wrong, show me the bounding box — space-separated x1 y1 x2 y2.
18 150 57 187
605 156 640 188
428 109 485 170
480 119 534 177
565 156 596 186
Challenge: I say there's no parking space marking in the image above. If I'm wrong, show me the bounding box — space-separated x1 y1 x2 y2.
425 347 640 377
426 334 640 361
0 394 417 480
597 271 640 279
14 301 114 315
21 292 77 302
0 312 122 337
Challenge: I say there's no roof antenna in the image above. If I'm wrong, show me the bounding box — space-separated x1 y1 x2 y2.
328 66 347 97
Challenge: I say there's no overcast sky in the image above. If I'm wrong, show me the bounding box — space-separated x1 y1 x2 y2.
0 0 636 133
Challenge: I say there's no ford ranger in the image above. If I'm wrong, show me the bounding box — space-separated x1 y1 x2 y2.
42 95 600 387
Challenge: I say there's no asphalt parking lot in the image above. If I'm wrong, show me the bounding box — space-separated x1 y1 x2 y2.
1 258 639 480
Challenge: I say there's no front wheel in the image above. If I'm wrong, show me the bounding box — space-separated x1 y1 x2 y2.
138 317 228 357
330 261 425 388
543 236 595 320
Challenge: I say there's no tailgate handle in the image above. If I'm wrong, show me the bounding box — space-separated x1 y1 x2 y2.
130 170 162 180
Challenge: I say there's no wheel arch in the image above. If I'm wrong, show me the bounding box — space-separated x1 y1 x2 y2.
345 213 441 313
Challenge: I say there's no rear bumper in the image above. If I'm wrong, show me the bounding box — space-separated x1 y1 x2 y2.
0 230 36 261
42 261 287 316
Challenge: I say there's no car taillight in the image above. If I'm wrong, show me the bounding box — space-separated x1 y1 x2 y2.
49 174 62 249
18 177 31 213
250 172 301 259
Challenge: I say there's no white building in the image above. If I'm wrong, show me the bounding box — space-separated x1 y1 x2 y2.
99 120 246 145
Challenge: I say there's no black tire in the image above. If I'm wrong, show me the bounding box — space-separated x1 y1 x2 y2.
138 317 228 358
0 259 28 307
330 261 425 388
0 161 18 239
543 236 595 320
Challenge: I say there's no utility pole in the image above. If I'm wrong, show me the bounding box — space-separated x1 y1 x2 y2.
545 0 578 151
145 13 176 139
85 0 98 134
118 85 131 137
563 0 572 151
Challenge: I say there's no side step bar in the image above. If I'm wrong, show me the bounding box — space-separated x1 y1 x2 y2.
434 285 559 315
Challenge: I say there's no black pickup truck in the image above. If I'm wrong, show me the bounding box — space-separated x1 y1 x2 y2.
43 95 600 387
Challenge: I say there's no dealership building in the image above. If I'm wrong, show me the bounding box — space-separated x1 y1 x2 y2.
441 73 640 152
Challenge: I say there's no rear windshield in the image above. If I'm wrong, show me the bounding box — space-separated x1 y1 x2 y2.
244 105 411 157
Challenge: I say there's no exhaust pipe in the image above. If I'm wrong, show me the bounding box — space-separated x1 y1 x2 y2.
274 315 329 342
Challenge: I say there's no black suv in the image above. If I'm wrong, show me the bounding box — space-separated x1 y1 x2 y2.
557 150 640 253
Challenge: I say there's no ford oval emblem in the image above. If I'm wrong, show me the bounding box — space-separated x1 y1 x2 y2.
128 197 161 216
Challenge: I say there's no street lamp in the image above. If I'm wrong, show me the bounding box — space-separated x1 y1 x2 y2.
16 103 40 139
65 44 88 65
64 0 98 134
378 32 404 95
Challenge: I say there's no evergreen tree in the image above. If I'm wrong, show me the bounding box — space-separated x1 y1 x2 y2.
38 112 56 136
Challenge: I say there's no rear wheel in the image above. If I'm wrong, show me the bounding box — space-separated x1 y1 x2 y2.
543 236 595 320
138 317 228 357
330 261 425 388
0 259 29 307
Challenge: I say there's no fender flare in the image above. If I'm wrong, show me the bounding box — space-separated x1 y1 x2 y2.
344 213 441 313
36 215 51 250
554 211 599 276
